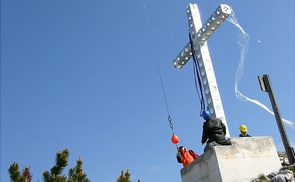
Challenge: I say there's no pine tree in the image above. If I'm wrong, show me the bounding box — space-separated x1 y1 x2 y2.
68 157 90 182
43 148 69 182
8 148 90 182
116 169 140 182
117 169 131 182
8 162 32 182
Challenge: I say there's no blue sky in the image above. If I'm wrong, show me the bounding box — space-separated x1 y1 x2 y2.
1 1 294 182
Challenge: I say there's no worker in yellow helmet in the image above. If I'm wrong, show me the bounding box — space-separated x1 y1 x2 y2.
239 124 251 137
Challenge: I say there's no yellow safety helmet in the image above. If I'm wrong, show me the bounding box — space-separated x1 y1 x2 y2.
239 124 248 132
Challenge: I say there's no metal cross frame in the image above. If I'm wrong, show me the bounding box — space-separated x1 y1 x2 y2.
173 4 232 137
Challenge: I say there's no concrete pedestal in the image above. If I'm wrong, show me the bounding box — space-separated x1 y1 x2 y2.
181 137 282 182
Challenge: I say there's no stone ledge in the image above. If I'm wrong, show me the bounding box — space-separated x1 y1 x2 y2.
181 136 282 182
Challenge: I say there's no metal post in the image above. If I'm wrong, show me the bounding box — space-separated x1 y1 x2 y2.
258 74 295 164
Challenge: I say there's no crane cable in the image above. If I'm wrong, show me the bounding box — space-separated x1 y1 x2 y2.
142 0 178 149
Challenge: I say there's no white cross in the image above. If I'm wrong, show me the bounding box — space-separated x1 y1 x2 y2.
174 4 232 137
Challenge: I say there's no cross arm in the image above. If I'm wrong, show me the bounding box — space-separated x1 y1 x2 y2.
173 42 192 69
173 4 232 69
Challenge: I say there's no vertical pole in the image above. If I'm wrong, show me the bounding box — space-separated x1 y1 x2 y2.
260 74 295 164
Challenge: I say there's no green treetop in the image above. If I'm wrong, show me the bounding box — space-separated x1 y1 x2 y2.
8 148 90 182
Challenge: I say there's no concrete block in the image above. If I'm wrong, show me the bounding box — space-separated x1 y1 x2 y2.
180 136 282 182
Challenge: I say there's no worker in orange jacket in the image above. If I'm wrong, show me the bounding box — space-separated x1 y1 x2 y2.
176 146 199 167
